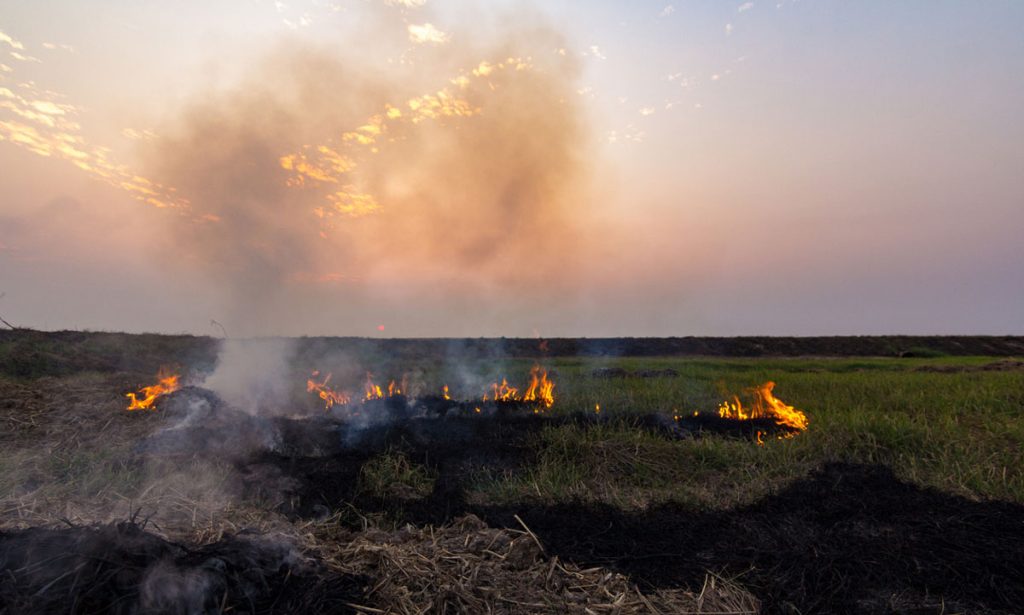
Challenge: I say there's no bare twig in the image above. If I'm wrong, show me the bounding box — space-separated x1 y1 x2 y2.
210 319 228 338
513 514 547 557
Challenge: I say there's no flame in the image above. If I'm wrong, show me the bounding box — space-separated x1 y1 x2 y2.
126 368 180 410
522 366 555 408
306 367 556 411
484 378 519 402
364 372 384 401
482 365 555 410
306 371 351 410
716 381 809 433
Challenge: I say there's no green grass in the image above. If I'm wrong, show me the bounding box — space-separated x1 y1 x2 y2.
1 332 1021 518
358 450 437 500
289 354 1023 507
459 356 1024 508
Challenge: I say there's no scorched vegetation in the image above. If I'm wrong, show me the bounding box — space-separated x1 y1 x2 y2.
0 330 1022 614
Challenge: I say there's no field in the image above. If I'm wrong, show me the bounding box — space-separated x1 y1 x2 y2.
1 330 1023 614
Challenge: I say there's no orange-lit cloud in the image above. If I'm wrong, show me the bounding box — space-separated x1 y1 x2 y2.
0 42 186 211
276 54 545 233
385 0 426 7
407 23 449 45
0 31 25 50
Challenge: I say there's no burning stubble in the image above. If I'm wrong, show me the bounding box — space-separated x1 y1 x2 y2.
147 11 593 336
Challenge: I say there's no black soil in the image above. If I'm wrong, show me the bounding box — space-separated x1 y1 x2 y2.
259 445 1024 614
0 521 364 615
133 389 1024 613
482 464 1024 614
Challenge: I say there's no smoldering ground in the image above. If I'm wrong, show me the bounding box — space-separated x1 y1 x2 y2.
145 7 594 337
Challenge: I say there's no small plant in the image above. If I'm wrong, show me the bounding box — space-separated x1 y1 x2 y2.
358 450 436 499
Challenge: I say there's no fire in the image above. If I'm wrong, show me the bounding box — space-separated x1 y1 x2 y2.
363 373 408 400
387 379 404 397
306 371 351 410
307 366 557 411
482 365 556 409
364 373 384 400
126 368 180 411
484 378 519 402
522 366 555 408
716 381 808 433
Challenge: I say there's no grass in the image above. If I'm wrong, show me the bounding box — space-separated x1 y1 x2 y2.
358 450 437 500
0 330 1021 528
460 356 1024 508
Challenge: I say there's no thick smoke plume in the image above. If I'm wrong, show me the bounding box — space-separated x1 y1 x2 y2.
149 9 592 336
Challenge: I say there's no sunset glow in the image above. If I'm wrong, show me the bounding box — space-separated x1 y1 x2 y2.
1 2 1021 336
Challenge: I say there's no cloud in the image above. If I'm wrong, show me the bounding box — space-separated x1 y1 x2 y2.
407 23 449 44
386 0 426 6
659 5 675 18
42 42 77 54
122 127 158 141
0 31 25 50
587 45 606 60
9 51 41 63
0 75 185 210
738 2 754 13
725 23 734 35
639 107 655 116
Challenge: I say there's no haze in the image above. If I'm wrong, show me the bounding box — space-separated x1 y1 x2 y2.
1 0 1022 337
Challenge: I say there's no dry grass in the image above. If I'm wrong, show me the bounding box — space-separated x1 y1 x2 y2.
309 514 760 615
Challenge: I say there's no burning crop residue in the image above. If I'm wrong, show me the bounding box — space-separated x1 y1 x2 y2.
305 365 556 414
679 381 809 444
484 366 555 410
125 368 180 410
298 367 805 445
299 368 808 445
306 371 350 409
715 381 808 431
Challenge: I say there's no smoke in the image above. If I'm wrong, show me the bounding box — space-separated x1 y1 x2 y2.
203 338 298 415
148 6 593 336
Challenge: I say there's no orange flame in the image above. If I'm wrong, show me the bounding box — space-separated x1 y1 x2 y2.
484 378 519 402
306 367 556 411
522 366 555 408
482 365 556 410
364 372 384 401
126 368 180 411
387 380 398 397
716 381 808 433
306 371 351 410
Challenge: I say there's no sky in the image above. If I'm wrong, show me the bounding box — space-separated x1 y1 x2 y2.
1 0 1022 337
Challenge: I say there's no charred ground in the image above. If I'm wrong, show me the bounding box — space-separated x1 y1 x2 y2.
1 330 1023 614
